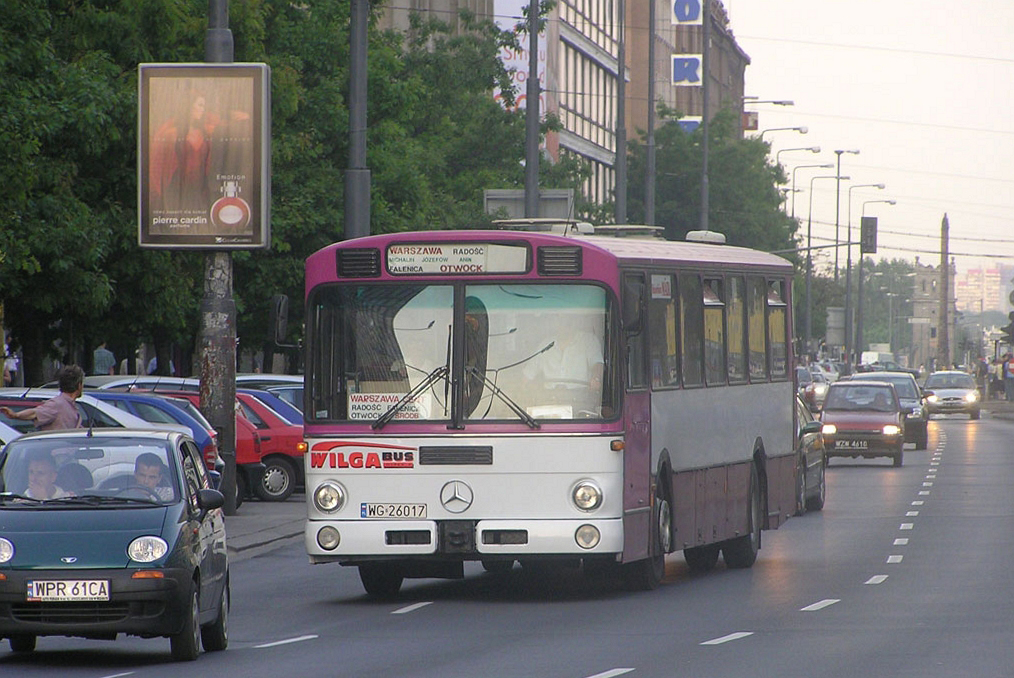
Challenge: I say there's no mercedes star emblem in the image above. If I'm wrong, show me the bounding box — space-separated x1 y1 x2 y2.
439 480 474 513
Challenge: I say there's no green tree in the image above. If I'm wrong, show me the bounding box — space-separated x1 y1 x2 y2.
625 106 798 254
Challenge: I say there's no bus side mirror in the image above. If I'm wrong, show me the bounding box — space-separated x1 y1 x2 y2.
269 294 289 345
622 278 644 333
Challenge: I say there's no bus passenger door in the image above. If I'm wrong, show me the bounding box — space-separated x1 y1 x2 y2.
621 272 651 561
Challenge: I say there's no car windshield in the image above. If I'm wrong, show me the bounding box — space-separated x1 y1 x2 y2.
925 373 975 390
863 376 917 399
0 436 178 505
824 384 897 412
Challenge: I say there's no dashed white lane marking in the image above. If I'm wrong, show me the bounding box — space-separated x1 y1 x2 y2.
900 523 914 530
255 635 319 648
922 482 934 487
585 669 635 678
919 490 931 496
912 500 924 506
887 555 904 564
906 511 919 517
894 538 909 545
701 632 754 645
100 673 136 678
800 599 840 612
866 575 889 585
392 601 434 615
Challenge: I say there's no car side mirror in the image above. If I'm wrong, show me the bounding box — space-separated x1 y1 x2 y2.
800 420 822 435
198 488 225 511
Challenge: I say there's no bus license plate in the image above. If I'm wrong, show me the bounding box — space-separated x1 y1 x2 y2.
836 439 868 449
361 503 427 519
27 579 110 602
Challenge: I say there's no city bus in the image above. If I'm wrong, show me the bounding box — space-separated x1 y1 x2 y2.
303 224 798 596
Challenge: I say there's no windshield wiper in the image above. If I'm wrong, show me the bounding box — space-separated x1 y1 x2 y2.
47 494 159 506
373 365 449 430
464 367 540 429
0 492 36 504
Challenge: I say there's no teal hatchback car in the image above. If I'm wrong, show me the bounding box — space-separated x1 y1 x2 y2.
0 428 228 660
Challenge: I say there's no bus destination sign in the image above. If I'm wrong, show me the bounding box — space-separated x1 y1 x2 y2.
386 243 528 275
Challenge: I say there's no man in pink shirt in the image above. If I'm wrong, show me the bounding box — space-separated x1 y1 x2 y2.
0 365 84 430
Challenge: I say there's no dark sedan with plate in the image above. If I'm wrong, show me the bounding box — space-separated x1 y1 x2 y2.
820 380 910 467
0 429 228 660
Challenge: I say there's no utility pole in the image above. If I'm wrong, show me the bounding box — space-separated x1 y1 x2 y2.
614 0 627 223
200 0 238 515
698 0 710 231
644 0 656 226
345 0 370 238
937 213 950 368
523 0 540 217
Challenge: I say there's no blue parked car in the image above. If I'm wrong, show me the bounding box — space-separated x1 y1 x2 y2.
89 392 223 488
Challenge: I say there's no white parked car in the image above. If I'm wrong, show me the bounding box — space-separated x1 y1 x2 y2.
0 389 190 436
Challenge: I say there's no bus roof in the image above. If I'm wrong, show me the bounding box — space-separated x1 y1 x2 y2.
307 230 793 292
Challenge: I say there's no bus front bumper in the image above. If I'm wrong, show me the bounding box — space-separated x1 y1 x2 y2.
305 518 624 563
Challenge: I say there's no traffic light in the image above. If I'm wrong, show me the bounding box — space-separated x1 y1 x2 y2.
860 216 878 254
1002 311 1014 346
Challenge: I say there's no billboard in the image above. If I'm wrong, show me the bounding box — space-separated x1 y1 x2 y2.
138 63 270 249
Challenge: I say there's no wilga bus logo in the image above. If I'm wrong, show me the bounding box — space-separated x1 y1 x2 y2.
309 441 416 470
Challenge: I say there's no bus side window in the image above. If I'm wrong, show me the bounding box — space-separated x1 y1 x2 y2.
727 276 748 383
747 276 768 381
648 274 679 389
679 274 703 387
767 280 788 379
623 273 648 390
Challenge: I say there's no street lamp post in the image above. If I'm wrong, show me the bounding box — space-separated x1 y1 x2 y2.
844 182 885 370
806 174 849 355
833 149 860 282
775 146 820 168
856 199 896 361
759 126 808 140
791 163 834 220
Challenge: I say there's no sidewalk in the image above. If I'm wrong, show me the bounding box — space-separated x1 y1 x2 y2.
982 398 1014 421
224 493 306 563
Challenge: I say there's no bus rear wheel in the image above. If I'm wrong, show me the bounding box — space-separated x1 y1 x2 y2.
722 465 761 569
359 564 403 598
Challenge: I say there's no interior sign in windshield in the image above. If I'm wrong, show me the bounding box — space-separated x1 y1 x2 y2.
386 243 528 275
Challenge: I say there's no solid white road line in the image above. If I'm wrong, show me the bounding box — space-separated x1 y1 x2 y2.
255 635 319 648
392 601 434 615
701 632 754 645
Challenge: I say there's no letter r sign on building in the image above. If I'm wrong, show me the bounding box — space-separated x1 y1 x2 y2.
672 56 703 86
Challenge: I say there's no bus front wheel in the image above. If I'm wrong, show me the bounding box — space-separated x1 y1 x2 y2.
625 490 670 590
359 564 403 598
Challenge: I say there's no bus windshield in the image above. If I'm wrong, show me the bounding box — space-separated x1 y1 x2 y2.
307 282 616 424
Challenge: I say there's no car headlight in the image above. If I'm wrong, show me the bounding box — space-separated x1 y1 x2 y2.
882 424 902 436
965 392 979 403
926 394 939 403
128 536 168 563
572 480 603 511
0 537 13 563
314 481 347 513
821 424 837 435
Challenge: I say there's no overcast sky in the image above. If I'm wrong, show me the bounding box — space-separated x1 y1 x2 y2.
726 0 1014 274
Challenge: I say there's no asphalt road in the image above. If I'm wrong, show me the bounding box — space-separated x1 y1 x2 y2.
5 412 1014 677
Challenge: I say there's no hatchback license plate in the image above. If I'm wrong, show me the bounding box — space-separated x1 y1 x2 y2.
835 439 869 449
27 579 110 602
361 503 427 519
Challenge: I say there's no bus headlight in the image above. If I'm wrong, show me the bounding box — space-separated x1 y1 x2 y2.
575 525 601 549
314 481 347 513
572 480 603 511
317 526 341 551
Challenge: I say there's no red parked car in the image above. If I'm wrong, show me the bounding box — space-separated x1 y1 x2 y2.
235 391 303 502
